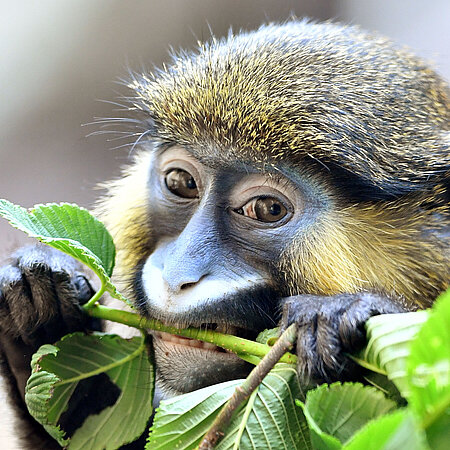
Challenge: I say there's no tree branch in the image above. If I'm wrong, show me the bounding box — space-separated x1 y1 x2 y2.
198 324 298 449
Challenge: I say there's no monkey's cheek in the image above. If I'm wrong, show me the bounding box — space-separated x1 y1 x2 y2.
152 336 251 395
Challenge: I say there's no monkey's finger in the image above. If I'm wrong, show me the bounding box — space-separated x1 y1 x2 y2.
315 314 343 376
296 322 322 382
338 293 405 352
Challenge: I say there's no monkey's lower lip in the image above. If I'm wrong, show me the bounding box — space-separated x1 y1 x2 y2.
154 331 224 352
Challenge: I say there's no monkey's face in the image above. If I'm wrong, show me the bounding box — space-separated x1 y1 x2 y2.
134 146 328 396
103 20 450 397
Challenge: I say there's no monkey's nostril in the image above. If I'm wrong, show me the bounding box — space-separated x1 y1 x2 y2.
179 274 207 291
163 274 207 293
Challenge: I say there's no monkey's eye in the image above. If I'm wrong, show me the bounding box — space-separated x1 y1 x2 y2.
164 169 199 199
236 197 288 222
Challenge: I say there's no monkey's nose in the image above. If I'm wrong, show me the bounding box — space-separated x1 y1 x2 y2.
163 272 206 294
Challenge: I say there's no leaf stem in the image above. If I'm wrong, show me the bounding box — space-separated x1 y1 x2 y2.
348 355 388 376
85 304 297 365
83 284 106 310
233 388 258 449
198 324 298 449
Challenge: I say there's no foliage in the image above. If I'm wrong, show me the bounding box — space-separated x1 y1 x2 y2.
0 199 449 449
148 365 310 450
25 333 154 449
298 382 396 449
0 200 128 307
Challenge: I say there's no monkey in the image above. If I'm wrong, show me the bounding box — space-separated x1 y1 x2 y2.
0 19 449 448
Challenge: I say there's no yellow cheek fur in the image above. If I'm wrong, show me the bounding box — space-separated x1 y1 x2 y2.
94 150 153 290
280 199 448 307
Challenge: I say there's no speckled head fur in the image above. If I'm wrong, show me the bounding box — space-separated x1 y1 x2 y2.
128 20 449 199
98 20 449 307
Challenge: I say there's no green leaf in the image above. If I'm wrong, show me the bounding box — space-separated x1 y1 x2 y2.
354 311 429 397
0 199 129 305
344 410 428 450
407 290 450 449
25 333 155 449
362 371 405 406
217 364 310 450
299 382 396 449
147 364 311 449
256 327 279 346
147 379 242 449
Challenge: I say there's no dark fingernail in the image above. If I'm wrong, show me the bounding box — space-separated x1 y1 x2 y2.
74 275 95 304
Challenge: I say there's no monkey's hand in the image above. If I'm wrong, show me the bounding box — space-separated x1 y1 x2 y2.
0 244 98 399
280 292 406 384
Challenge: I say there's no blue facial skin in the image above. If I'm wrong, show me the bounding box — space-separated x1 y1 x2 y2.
127 144 334 396
136 145 330 328
153 145 328 248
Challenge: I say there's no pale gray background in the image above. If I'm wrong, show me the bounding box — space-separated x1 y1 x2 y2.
0 1 449 448
1 0 449 254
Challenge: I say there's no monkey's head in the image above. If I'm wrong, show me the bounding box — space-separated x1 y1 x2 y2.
96 21 449 396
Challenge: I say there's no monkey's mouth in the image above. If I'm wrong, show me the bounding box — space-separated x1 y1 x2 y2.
155 331 223 351
153 323 258 353
151 323 258 396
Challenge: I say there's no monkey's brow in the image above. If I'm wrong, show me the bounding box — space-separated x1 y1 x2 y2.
262 172 297 191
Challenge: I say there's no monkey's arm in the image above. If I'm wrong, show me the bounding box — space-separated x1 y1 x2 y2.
280 293 407 384
0 244 102 447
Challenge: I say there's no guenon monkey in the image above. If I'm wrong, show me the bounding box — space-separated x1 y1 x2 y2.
0 20 449 448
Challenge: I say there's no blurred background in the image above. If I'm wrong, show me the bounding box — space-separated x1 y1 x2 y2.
0 0 449 447
0 0 449 254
